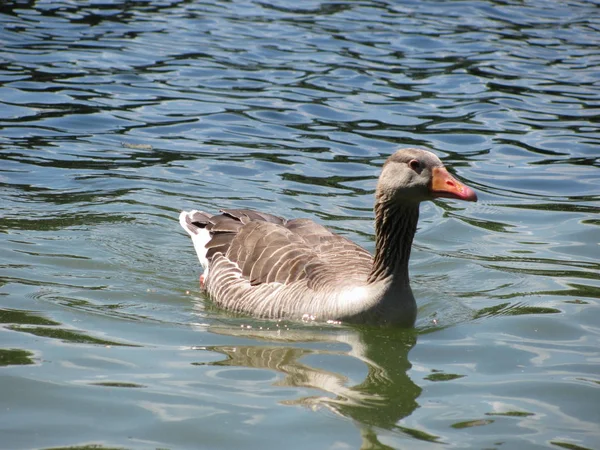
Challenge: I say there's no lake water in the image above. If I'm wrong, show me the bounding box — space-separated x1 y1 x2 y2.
1 1 599 449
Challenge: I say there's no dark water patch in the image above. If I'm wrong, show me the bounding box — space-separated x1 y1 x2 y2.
89 382 145 389
490 283 600 301
44 295 165 324
551 442 595 450
395 425 441 443
564 299 589 305
456 215 515 233
576 378 600 387
486 411 535 418
1 213 135 231
43 446 128 450
424 371 465 382
0 348 36 366
502 202 600 214
7 325 140 347
282 172 373 196
451 419 494 429
474 302 561 319
0 276 107 290
0 308 60 326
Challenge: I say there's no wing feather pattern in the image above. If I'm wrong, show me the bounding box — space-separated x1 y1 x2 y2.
196 209 373 290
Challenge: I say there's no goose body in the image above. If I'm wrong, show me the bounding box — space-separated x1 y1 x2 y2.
180 148 477 326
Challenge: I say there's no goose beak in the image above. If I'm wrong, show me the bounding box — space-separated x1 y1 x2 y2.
430 167 477 202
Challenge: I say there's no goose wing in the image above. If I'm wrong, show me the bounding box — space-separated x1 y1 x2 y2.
201 209 373 288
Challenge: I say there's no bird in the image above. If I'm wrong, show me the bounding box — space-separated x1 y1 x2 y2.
179 148 477 326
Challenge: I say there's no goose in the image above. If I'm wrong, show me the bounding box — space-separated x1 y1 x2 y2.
179 148 477 326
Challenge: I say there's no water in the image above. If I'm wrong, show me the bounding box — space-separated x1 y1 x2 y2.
1 0 599 449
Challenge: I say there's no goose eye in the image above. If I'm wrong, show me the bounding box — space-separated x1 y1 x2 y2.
409 159 421 171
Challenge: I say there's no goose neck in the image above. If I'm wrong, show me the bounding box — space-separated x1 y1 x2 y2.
368 200 419 284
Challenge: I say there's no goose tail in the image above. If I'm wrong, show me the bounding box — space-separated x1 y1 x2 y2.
179 210 212 272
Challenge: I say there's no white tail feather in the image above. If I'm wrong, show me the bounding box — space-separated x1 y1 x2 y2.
179 210 210 273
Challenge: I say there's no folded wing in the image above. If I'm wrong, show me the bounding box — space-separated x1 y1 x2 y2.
196 209 373 289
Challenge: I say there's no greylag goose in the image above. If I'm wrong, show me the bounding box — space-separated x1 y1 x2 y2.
179 148 477 326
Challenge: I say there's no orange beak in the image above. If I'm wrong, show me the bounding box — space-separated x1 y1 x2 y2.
430 167 477 202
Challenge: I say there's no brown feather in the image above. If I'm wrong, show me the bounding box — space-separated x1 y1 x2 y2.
198 210 369 288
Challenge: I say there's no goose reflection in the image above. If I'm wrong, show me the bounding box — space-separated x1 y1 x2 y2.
195 323 422 446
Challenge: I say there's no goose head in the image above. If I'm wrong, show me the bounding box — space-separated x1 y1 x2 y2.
376 148 477 205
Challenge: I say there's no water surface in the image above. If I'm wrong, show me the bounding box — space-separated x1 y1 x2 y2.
1 1 599 449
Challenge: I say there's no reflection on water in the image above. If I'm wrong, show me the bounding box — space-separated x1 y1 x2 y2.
202 326 420 436
1 0 600 448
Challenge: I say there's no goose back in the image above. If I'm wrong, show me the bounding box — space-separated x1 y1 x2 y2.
192 209 372 284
